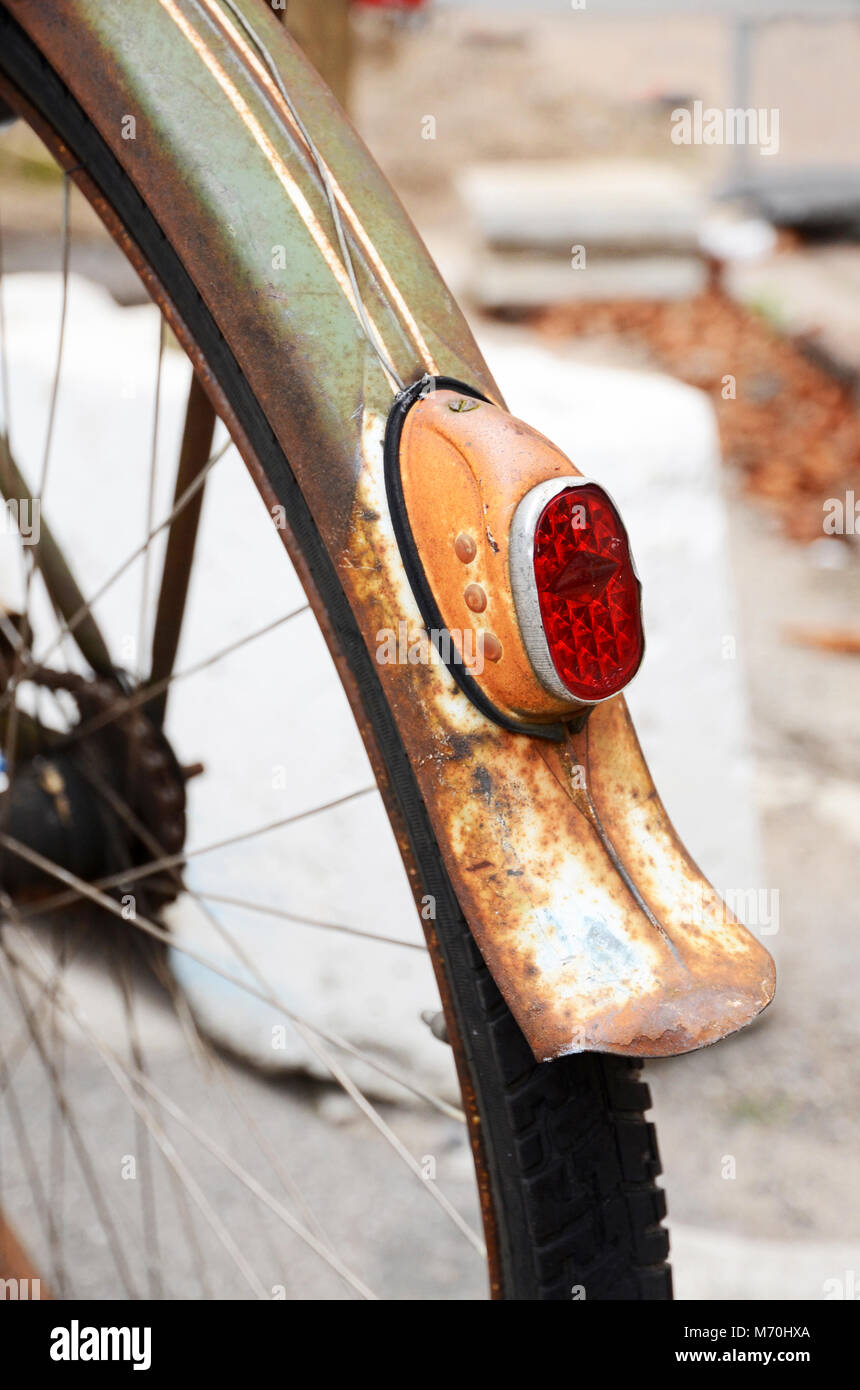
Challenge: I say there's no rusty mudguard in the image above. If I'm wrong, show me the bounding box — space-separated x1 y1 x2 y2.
372 383 775 1059
5 0 774 1061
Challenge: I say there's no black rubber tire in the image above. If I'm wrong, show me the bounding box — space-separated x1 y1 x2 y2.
0 7 671 1301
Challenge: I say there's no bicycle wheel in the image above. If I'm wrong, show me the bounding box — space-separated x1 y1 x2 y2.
0 1 670 1300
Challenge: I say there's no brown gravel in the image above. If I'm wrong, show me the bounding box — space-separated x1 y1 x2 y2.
531 290 860 543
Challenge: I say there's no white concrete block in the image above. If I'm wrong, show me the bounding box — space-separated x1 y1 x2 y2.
457 159 706 252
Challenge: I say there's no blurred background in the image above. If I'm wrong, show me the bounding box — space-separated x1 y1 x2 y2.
1 0 859 1299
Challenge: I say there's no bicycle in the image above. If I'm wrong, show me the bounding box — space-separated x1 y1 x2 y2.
0 0 774 1300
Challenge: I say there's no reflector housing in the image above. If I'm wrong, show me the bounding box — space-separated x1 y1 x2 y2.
511 479 644 707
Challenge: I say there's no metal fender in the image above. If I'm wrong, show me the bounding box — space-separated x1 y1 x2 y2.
363 384 775 1059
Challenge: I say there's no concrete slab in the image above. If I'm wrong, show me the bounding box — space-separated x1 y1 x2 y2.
467 249 707 310
457 159 706 253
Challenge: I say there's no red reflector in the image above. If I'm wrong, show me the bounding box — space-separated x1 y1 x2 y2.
533 483 643 702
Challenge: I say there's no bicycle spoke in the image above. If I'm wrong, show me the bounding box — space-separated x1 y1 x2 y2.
197 891 425 952
37 174 71 508
288 1015 484 1257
